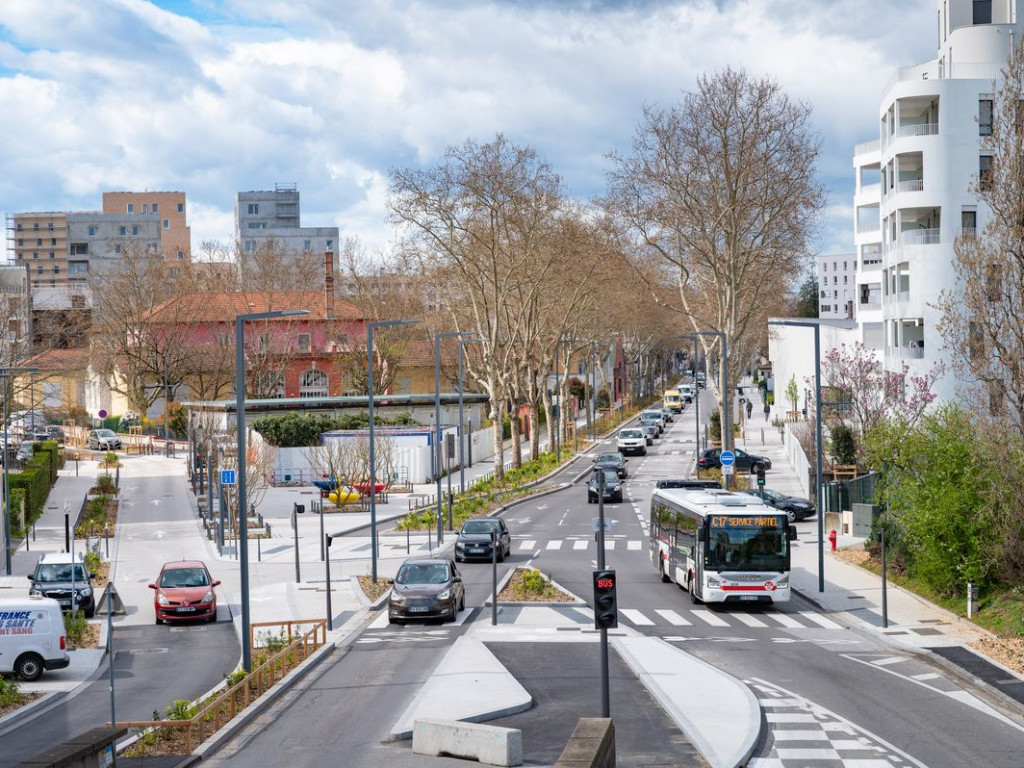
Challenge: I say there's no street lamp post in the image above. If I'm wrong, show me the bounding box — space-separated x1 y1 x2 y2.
457 337 484 494
435 331 472 544
691 332 730 486
0 366 39 575
679 336 701 453
768 319 824 593
553 340 561 462
235 309 309 672
368 319 418 583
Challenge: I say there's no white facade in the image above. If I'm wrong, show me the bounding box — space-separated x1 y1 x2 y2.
817 254 856 320
234 184 339 267
853 0 1022 403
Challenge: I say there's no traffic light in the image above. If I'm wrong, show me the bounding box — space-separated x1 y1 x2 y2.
756 465 766 487
593 569 618 629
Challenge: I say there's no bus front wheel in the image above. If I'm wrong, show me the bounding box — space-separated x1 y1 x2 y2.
659 559 671 583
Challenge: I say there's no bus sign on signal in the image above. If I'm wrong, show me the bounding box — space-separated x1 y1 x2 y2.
593 569 618 629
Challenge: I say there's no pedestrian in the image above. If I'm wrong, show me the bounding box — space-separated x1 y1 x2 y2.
745 400 753 420
763 402 770 420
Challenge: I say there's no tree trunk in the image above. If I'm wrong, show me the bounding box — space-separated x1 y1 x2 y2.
510 403 523 468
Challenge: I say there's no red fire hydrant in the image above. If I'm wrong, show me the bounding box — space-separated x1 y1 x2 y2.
828 529 838 552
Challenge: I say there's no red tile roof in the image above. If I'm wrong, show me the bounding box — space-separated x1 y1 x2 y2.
147 291 363 323
19 348 90 372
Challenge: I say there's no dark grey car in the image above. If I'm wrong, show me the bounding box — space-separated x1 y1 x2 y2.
587 467 623 504
455 517 511 562
594 452 628 479
388 558 465 624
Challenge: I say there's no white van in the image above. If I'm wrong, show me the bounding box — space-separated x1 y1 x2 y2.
0 596 70 681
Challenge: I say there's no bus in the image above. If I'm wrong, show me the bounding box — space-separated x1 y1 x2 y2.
650 487 796 605
664 389 683 413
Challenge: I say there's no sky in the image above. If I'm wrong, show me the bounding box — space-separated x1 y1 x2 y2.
0 0 938 264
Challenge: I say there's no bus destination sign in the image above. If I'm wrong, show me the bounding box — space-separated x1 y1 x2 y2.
710 515 780 528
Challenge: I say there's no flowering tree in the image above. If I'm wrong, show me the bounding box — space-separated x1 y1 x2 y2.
818 342 940 441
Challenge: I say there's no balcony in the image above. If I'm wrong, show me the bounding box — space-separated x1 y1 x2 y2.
895 122 938 139
899 228 940 246
901 344 924 359
897 179 924 193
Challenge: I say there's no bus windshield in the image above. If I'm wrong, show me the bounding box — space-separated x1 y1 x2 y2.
706 515 788 572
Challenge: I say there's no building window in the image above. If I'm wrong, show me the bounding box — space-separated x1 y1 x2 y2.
132 225 139 236
36 238 42 246
326 239 334 251
115 244 122 254
16 238 22 246
49 251 54 258
169 267 180 278
980 98 994 136
163 219 170 229
974 0 992 24
119 226 127 236
50 237 56 246
962 209 977 236
142 203 149 213
299 369 329 398
823 263 828 272
248 203 259 215
843 276 848 284
32 252 38 259
980 155 993 190
32 222 38 230
303 240 312 252
152 203 158 213
244 240 256 253
87 226 96 236
53 266 60 274
177 250 184 261
70 243 87 256
36 266 43 274
127 203 134 213
297 333 312 353
177 203 184 213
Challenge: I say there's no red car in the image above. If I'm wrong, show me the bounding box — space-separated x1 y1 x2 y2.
149 561 220 624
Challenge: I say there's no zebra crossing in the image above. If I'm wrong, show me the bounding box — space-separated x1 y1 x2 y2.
516 537 645 552
614 606 845 631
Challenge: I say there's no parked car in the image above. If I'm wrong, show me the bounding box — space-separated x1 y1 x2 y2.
616 428 647 456
89 429 122 451
587 467 623 504
639 424 658 444
593 452 628 479
697 447 772 472
43 425 65 443
388 558 465 624
454 517 511 562
149 560 220 624
28 552 96 618
739 488 816 522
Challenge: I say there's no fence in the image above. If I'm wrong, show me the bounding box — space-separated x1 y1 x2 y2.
115 619 327 755
823 471 879 514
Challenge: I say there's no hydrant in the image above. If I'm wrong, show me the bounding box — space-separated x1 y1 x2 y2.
828 529 838 552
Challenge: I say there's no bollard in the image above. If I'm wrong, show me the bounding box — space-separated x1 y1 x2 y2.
258 535 262 562
967 582 979 618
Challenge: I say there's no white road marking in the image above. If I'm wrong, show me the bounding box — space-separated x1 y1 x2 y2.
732 613 768 628
573 540 589 550
519 540 536 550
546 540 562 550
627 540 642 551
690 608 730 627
766 713 818 723
620 609 654 626
871 656 907 666
799 611 843 629
912 672 942 681
766 612 803 629
654 609 691 626
775 749 840 760
368 611 390 629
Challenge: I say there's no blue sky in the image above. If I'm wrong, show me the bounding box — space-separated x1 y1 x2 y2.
0 0 937 261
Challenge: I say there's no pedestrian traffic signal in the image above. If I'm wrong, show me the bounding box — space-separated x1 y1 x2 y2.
756 465 766 487
593 569 618 629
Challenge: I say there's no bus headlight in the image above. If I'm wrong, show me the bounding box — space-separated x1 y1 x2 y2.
707 576 721 588
775 575 789 589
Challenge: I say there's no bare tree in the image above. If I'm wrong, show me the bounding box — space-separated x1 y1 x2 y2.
605 67 825 428
308 439 364 505
238 236 325 293
938 44 1024 438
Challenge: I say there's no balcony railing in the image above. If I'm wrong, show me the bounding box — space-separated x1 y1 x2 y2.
899 228 940 246
895 123 938 139
902 345 924 359
897 179 924 193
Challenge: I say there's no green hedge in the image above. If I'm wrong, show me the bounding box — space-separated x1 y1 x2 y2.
252 412 417 447
10 441 60 528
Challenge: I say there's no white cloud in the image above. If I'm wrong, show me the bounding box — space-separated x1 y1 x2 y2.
0 0 941 255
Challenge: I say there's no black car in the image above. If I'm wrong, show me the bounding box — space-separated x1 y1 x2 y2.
697 448 772 472
739 488 816 522
454 517 511 562
593 452 628 479
28 553 97 618
388 558 465 624
587 467 623 503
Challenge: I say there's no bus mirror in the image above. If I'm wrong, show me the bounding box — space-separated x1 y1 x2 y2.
789 525 798 540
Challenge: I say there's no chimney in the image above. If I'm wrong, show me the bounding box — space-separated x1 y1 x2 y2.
324 251 335 321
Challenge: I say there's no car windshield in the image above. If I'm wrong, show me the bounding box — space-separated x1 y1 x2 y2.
462 520 498 535
94 429 115 438
35 563 88 582
396 563 450 585
596 453 620 463
592 468 619 483
620 430 642 438
160 567 210 588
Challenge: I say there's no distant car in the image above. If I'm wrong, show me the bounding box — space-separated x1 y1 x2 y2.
587 467 623 504
660 407 674 423
697 448 772 472
739 488 816 522
454 517 511 562
639 424 658 444
656 479 722 490
696 373 707 389
89 429 122 451
388 558 465 624
639 410 666 433
593 452 628 479
149 560 220 624
616 428 647 456
680 384 695 403
28 552 96 618
43 426 65 443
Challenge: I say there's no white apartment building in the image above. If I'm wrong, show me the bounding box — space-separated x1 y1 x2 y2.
234 183 338 264
817 254 856 319
852 0 1021 403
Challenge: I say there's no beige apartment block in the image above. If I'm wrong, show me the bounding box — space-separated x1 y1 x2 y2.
102 191 191 264
6 212 70 291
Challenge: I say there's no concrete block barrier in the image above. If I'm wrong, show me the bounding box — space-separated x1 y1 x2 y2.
412 718 523 767
554 718 615 768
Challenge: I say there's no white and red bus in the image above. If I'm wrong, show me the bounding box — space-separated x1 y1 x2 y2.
650 487 796 605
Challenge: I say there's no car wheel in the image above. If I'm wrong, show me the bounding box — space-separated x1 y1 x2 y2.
786 510 796 524
388 616 399 625
84 607 95 619
154 616 162 625
458 593 465 612
614 493 623 503
14 653 44 682
588 494 595 504
641 448 647 456
208 610 217 623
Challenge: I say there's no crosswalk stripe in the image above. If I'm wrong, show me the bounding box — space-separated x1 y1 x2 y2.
573 540 589 550
872 656 907 666
799 611 843 629
732 612 768 628
690 608 730 627
519 540 536 550
604 540 616 550
627 540 642 551
654 609 691 626
620 609 655 626
766 612 803 629
546 540 562 550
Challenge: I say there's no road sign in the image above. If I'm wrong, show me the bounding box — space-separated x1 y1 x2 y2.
592 517 613 533
719 450 735 467
721 464 734 475
220 469 237 485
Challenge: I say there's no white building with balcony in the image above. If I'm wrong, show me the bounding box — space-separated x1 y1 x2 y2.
818 254 857 320
852 0 1021 403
